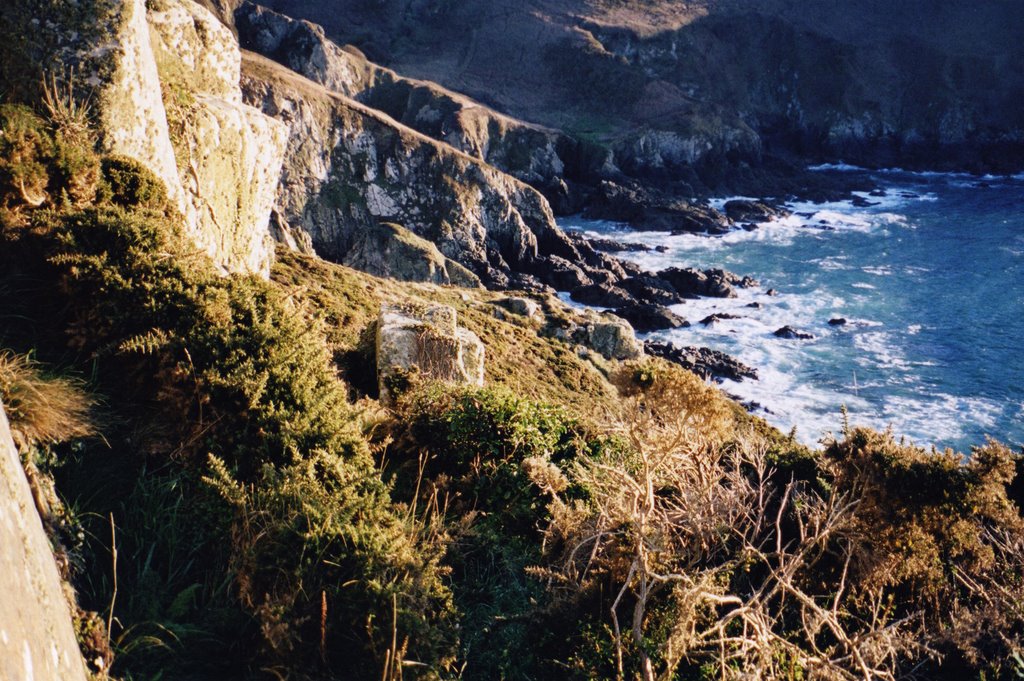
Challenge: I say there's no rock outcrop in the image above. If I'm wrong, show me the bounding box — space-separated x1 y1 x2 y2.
0 402 88 681
240 52 607 290
343 222 481 287
0 0 287 277
147 0 288 276
376 303 485 404
234 3 568 189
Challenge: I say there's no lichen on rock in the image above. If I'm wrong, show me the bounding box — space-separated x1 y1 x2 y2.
376 303 485 404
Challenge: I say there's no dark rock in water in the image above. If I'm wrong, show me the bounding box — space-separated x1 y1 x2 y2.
619 275 685 306
828 317 848 326
658 266 758 299
723 199 786 223
655 245 670 253
746 302 763 309
645 341 758 382
699 313 743 326
584 180 732 234
741 223 759 231
571 283 636 308
851 195 878 207
766 288 779 296
575 233 651 253
611 304 688 332
774 325 814 339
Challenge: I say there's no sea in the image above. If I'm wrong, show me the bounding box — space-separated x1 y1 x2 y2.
560 167 1024 452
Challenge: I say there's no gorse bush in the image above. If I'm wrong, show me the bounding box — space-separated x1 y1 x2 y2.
0 114 455 678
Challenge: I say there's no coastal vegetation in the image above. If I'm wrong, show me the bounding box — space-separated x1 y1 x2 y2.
0 96 1022 681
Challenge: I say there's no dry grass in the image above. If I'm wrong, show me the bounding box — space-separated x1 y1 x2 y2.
0 350 96 449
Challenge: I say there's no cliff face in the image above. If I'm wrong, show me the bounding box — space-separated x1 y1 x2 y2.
258 0 1024 174
234 3 568 189
0 0 286 277
240 53 616 290
0 402 88 681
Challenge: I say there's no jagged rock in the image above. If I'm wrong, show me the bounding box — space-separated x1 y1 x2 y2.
699 313 743 325
570 283 636 308
573 233 651 253
0 403 89 681
618 275 685 306
611 304 688 332
496 297 541 319
234 3 568 186
376 304 484 404
583 180 734 233
343 222 481 287
774 326 814 340
657 267 757 298
544 255 594 291
582 316 644 360
241 53 593 290
722 199 786 223
645 342 758 382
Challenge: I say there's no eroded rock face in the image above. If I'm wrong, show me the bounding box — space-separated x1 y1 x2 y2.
234 2 568 187
343 222 481 287
240 52 600 289
0 403 88 681
376 304 485 404
148 0 288 277
0 0 288 277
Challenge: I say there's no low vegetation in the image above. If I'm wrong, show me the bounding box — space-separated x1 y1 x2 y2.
0 93 1021 681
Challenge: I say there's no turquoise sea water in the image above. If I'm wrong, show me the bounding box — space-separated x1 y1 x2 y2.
561 169 1024 452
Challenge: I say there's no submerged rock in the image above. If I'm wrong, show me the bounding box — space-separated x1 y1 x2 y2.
645 342 758 382
774 325 814 340
723 199 786 223
828 317 848 326
699 313 743 326
376 304 484 404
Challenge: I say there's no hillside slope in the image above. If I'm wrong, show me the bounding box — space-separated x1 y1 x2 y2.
258 0 1024 173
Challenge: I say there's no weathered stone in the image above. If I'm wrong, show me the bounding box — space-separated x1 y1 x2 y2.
0 402 88 681
496 297 541 319
343 222 482 287
149 0 289 277
376 304 485 404
583 316 644 360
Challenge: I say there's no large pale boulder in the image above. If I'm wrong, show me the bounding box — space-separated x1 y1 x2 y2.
376 304 485 404
0 402 88 681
